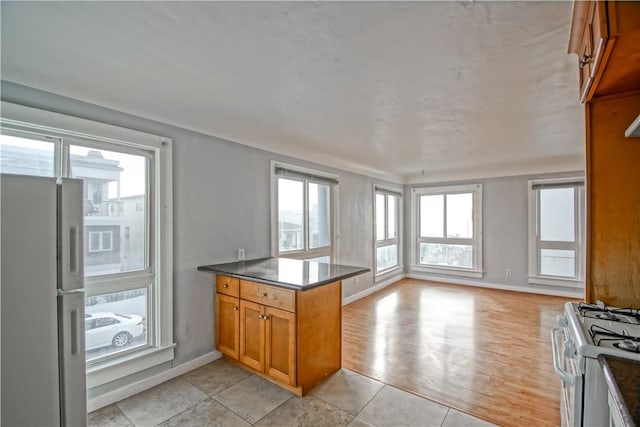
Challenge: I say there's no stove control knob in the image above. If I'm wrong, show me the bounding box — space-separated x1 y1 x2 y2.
564 340 576 357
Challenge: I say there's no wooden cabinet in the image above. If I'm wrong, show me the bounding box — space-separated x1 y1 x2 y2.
574 1 607 102
569 1 640 103
215 293 240 359
214 276 341 395
237 297 296 386
586 93 640 307
569 1 640 306
239 299 265 371
216 275 239 297
264 306 296 386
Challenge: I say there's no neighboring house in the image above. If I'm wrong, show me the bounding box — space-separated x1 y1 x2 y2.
0 144 142 276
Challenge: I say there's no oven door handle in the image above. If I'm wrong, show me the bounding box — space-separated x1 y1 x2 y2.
551 326 575 385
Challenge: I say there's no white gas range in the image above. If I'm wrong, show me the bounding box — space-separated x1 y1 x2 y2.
552 302 640 427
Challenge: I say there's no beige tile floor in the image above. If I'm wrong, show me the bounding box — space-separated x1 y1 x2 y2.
89 359 497 427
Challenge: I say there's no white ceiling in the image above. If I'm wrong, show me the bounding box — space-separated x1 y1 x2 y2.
1 1 584 183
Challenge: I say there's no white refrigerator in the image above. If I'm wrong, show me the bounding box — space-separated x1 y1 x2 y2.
1 173 87 426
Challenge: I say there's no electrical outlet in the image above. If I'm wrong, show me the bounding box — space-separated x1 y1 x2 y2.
237 248 245 260
506 268 512 277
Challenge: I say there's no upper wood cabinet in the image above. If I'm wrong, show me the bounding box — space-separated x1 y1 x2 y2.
570 1 640 307
568 1 640 103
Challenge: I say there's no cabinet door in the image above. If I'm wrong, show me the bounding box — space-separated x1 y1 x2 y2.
239 300 265 372
215 294 239 360
264 306 296 386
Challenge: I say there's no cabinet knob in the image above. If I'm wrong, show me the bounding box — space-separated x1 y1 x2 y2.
223 284 228 288
260 292 267 297
263 315 270 320
233 306 238 311
579 54 592 69
258 314 263 319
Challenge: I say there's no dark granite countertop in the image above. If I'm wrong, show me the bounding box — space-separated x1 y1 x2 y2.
600 355 640 427
197 257 370 291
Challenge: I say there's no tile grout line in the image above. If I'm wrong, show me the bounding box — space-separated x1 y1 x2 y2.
207 373 296 425
439 408 451 427
248 394 295 425
211 394 260 426
308 373 385 422
150 382 209 427
350 383 387 422
304 393 358 424
180 365 258 425
113 402 137 427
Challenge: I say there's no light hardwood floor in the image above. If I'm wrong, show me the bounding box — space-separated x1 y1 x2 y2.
342 278 574 427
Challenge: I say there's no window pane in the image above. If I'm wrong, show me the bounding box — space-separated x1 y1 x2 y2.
0 133 56 177
89 232 101 252
420 195 444 238
387 195 397 239
540 249 575 278
85 288 148 361
540 188 575 242
309 183 331 249
306 255 330 264
376 244 398 271
446 193 473 238
375 193 385 241
278 178 304 252
102 231 113 250
419 243 473 268
69 145 148 276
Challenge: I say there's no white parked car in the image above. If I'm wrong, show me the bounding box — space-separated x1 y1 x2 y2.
85 312 145 351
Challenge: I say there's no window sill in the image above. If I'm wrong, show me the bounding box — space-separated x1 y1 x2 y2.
528 276 584 288
411 265 483 279
375 266 403 282
87 343 176 388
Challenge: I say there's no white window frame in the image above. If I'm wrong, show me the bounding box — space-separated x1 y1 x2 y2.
1 101 174 388
410 183 483 278
270 160 338 262
528 177 585 288
88 230 114 252
373 184 403 279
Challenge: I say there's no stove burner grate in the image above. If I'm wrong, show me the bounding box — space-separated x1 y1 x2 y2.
589 324 640 351
578 302 640 324
614 340 640 353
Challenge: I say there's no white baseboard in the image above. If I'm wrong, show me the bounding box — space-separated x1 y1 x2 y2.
87 351 222 413
342 274 404 305
406 273 584 298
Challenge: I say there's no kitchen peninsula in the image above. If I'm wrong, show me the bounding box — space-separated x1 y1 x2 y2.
198 257 369 395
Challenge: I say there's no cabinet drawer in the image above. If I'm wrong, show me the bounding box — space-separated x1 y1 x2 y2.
216 275 240 297
240 280 295 312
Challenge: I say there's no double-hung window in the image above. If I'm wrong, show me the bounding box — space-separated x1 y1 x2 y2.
374 186 402 276
412 184 483 277
0 102 173 387
528 178 585 286
272 161 337 263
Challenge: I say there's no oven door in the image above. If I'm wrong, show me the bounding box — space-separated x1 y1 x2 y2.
551 319 584 427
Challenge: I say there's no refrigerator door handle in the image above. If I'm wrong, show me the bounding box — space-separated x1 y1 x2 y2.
58 178 84 291
69 226 79 275
57 289 85 296
70 308 80 356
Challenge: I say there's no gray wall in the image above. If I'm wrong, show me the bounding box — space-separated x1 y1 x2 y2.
404 173 585 296
1 80 399 394
2 80 584 401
